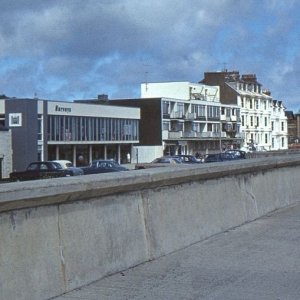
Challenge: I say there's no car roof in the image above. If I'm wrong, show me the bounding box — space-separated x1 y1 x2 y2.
29 161 55 164
92 159 117 162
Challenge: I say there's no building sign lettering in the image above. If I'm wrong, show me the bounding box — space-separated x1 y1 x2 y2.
55 105 72 113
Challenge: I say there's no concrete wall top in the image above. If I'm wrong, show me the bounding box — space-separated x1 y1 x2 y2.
1 155 300 214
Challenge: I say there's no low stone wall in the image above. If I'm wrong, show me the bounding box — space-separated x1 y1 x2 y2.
0 156 300 300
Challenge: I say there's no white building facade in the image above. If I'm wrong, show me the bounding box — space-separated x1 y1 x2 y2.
141 81 243 155
201 71 288 151
228 80 288 150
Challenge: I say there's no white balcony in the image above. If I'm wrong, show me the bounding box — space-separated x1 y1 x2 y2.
185 112 197 120
199 132 213 138
235 132 245 138
171 111 183 119
168 131 183 139
198 132 227 138
183 131 198 138
162 130 169 140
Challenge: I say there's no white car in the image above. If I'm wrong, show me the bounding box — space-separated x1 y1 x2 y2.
256 145 268 152
52 160 84 176
240 146 251 153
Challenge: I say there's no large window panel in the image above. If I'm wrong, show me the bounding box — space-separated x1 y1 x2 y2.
47 115 139 142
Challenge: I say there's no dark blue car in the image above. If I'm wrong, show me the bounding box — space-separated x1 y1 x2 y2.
204 153 236 163
81 160 129 175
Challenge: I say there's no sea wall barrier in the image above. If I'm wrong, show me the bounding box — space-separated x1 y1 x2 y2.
0 155 300 300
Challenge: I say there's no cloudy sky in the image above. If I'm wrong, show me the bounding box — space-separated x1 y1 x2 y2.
0 0 299 111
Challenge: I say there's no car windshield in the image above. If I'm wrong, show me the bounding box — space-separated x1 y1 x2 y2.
27 163 39 170
152 157 181 164
174 155 197 163
91 160 120 168
52 162 63 169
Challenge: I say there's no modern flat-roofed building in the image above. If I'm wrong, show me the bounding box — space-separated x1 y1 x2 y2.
0 97 140 172
109 81 243 159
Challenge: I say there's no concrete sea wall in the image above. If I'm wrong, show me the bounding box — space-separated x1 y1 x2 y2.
0 156 300 300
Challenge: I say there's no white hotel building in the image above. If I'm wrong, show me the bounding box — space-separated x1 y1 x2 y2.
201 71 288 150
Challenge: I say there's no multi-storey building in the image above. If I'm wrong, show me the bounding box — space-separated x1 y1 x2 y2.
0 97 140 173
110 81 243 159
200 71 288 150
285 111 300 145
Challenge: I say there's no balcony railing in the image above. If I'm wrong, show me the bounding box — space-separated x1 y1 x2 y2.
198 132 226 138
207 116 220 121
171 111 184 119
168 131 183 139
162 130 169 140
182 131 198 138
195 115 206 121
167 130 230 139
185 112 197 120
235 132 245 138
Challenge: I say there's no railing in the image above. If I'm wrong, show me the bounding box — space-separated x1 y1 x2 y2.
207 117 220 121
167 130 236 139
185 113 197 120
181 131 228 138
235 132 245 138
171 111 184 119
195 115 206 121
162 130 169 140
168 131 183 139
182 131 198 138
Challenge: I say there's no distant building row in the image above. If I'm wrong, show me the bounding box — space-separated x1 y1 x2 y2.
0 70 291 178
0 98 140 178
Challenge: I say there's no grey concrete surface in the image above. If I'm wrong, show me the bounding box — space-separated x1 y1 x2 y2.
53 202 300 300
1 156 300 299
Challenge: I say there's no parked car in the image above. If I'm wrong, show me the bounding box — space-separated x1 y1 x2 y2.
9 161 72 181
135 156 182 169
240 145 256 153
152 156 182 164
173 155 202 164
52 160 84 176
81 160 129 175
204 153 236 163
224 150 247 159
256 145 268 152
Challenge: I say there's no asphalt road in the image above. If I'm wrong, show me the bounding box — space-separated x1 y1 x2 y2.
53 202 300 300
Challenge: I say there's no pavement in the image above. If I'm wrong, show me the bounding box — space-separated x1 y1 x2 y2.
52 202 300 300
